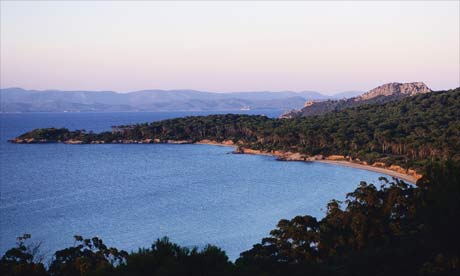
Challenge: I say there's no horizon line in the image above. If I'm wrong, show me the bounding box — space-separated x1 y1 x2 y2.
0 86 363 96
0 81 442 96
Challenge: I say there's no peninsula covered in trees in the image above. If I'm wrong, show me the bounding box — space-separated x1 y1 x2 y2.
11 88 460 173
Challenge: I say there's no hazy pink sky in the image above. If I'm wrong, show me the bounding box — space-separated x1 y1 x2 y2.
1 1 459 94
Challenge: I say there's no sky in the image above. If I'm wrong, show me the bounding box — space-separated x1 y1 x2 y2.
1 1 459 94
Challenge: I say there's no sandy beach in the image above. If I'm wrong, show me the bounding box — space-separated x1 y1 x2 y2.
316 160 418 184
194 140 419 184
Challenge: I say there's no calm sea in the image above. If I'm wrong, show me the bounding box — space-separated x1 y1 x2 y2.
1 111 389 260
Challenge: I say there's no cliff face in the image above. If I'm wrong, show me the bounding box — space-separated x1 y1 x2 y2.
280 82 432 118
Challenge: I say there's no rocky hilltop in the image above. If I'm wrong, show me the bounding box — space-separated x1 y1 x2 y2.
355 82 432 101
280 82 432 118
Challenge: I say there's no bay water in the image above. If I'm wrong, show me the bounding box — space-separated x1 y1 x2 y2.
1 111 390 260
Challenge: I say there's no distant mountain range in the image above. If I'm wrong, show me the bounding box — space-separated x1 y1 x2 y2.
280 82 432 118
0 88 363 113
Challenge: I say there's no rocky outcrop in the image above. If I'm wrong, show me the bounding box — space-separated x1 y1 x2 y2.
9 138 57 144
281 82 432 118
64 140 83 144
355 82 431 101
325 155 348 161
166 140 192 144
196 139 235 146
279 109 300 119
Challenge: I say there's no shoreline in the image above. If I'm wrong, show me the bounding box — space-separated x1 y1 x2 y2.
10 137 420 184
195 140 419 184
316 160 417 184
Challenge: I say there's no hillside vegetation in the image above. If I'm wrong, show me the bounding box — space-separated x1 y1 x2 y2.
281 82 432 118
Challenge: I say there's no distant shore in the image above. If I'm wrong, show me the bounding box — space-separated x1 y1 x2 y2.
195 140 419 184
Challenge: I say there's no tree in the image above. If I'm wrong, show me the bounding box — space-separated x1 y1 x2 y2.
48 236 127 276
0 234 47 276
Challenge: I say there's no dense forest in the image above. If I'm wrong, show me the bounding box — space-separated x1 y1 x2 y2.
13 88 460 170
2 160 459 275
